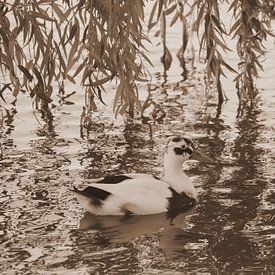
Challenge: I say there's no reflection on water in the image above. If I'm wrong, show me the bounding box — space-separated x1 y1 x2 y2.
79 212 170 243
79 210 194 244
1 85 274 273
188 98 274 273
1 24 275 275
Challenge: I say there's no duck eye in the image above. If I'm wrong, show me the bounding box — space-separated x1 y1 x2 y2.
181 145 186 149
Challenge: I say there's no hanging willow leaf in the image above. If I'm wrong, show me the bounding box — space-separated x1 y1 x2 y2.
0 83 12 103
52 3 66 22
13 78 20 97
73 60 86 78
40 29 53 71
113 79 124 113
87 74 114 86
165 4 177 16
211 14 226 34
170 11 179 26
30 11 55 22
67 38 79 72
35 89 52 103
32 67 44 89
66 23 78 44
66 74 76 84
96 86 107 106
148 0 159 31
18 65 33 81
161 45 172 70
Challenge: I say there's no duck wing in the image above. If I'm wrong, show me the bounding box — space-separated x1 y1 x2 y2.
97 175 132 184
73 177 197 219
72 186 111 206
86 173 158 184
73 177 171 215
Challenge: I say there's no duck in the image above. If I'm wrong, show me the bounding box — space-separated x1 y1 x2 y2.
72 136 213 220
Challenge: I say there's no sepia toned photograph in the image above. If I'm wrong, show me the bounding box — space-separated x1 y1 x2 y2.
0 0 275 274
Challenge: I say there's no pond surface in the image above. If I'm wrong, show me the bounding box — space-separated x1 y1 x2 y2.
1 11 275 275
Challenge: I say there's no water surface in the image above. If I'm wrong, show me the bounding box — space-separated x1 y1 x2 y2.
1 10 275 275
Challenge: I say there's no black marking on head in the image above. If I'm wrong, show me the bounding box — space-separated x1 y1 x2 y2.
174 147 184 155
183 147 193 155
153 175 160 180
172 137 182 142
174 147 192 156
97 175 132 184
183 138 192 146
74 186 111 206
166 187 196 224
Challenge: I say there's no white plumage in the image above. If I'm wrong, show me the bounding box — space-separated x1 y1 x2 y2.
73 136 212 218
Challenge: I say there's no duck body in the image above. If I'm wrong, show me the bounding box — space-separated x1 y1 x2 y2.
73 173 196 218
73 137 212 218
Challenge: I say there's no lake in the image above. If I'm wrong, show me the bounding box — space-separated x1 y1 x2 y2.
0 4 275 275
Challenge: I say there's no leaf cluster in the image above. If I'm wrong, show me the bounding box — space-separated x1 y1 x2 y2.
229 0 275 101
148 0 275 104
0 0 274 120
0 0 149 117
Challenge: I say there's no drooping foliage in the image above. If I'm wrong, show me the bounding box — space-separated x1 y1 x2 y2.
0 0 274 120
229 0 275 102
0 0 149 119
149 0 275 104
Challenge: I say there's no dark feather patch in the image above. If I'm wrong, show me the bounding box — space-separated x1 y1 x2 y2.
167 187 196 224
174 147 193 156
172 137 181 142
73 186 111 206
174 147 184 155
183 138 192 145
97 175 132 184
183 147 193 155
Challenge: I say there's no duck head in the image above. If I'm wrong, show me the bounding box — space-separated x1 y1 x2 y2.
164 136 213 175
162 136 212 199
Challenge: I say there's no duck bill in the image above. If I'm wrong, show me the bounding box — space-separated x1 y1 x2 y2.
190 150 213 163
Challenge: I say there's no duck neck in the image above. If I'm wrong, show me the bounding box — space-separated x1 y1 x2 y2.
163 153 198 200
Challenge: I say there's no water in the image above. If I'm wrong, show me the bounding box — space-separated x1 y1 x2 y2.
1 10 275 275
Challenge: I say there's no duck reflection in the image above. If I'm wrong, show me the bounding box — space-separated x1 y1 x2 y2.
78 210 195 257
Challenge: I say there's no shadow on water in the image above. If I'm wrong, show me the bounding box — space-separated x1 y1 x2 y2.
212 103 271 271
79 212 171 243
35 107 58 139
1 74 274 274
56 81 275 274
1 91 274 274
1 32 275 274
178 100 274 273
1 108 17 136
70 209 197 274
0 108 17 156
79 121 156 180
